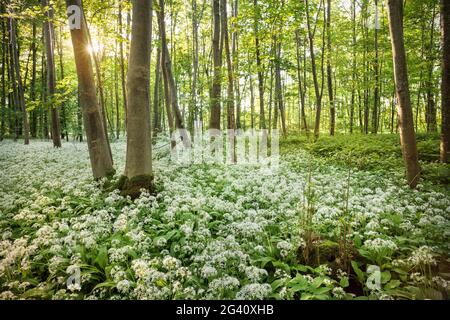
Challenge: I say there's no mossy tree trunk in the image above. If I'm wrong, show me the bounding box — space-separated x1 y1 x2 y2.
121 0 153 198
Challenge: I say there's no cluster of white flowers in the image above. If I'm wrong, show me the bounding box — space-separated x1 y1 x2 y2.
0 140 449 300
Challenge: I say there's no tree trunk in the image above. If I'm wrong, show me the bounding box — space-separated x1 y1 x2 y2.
441 0 450 163
65 0 114 178
372 0 380 134
253 0 266 129
121 0 153 198
42 0 62 148
210 0 222 130
387 0 421 187
326 0 335 136
153 45 162 136
295 29 308 133
118 2 128 131
9 13 30 145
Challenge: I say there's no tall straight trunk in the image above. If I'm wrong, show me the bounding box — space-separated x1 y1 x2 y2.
118 2 128 131
158 0 186 133
441 0 450 163
65 0 114 178
350 0 356 133
274 37 286 136
153 45 162 135
30 22 37 139
372 0 380 134
58 25 68 141
222 0 235 131
253 0 266 129
114 39 120 139
210 0 222 130
426 5 437 133
250 75 255 129
387 0 420 187
42 0 62 148
232 0 241 130
1 9 6 141
305 0 323 140
121 0 153 197
326 0 335 136
295 29 308 133
9 14 30 145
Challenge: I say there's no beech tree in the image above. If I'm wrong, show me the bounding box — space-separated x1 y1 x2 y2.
65 0 114 179
120 0 153 198
387 0 421 187
441 0 450 163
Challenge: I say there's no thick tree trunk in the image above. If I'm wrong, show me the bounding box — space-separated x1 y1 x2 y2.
387 0 421 187
441 0 450 163
65 0 114 178
121 0 153 197
42 0 62 148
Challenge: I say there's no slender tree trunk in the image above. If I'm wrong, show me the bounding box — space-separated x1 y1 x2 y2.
372 0 380 134
9 13 30 145
153 45 162 136
253 0 266 129
441 0 450 163
1 9 7 141
387 0 421 187
210 0 222 130
305 0 323 140
65 0 114 178
350 0 356 134
42 0 62 148
118 2 128 132
30 22 37 139
326 0 335 136
121 0 153 198
295 29 308 133
426 5 437 133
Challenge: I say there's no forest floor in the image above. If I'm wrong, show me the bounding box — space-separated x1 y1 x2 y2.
0 134 449 300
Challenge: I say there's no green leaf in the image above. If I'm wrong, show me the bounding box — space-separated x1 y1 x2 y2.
351 261 365 284
340 277 349 288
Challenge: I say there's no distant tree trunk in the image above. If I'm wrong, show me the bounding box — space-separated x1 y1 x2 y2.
1 10 7 141
350 0 356 134
30 22 38 139
222 0 235 130
326 0 335 136
305 0 323 140
42 0 62 148
57 25 69 141
250 75 255 128
295 29 308 133
153 45 162 136
158 0 187 138
9 13 30 145
232 0 241 130
114 39 120 140
441 0 450 163
426 5 437 133
372 0 380 134
387 0 420 187
210 0 222 130
118 2 128 131
253 0 266 129
65 0 114 178
121 0 153 198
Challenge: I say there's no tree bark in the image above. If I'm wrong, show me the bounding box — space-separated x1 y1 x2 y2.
121 0 153 197
42 0 62 148
210 0 222 130
65 0 114 178
387 0 421 187
441 0 450 163
9 13 30 145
